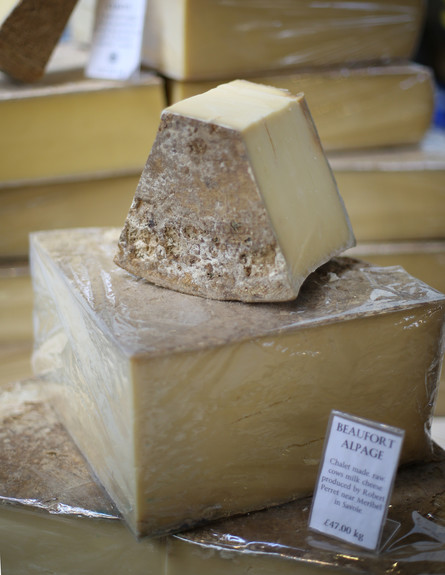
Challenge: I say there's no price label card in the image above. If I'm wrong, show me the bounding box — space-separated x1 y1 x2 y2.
308 410 404 551
86 0 147 80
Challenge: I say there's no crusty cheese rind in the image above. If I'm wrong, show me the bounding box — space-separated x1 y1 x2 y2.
115 81 355 302
115 112 294 302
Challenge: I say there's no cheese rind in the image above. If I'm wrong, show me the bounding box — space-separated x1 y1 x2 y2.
115 80 355 302
31 227 445 537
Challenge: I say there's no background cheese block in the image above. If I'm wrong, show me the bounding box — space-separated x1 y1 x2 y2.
0 0 78 82
142 0 425 80
2 378 445 573
31 227 445 537
169 456 445 574
116 81 355 302
0 379 165 574
328 130 445 242
168 64 434 151
0 43 165 185
0 173 140 258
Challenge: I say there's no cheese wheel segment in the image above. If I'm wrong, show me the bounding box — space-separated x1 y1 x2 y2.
31 228 445 537
115 80 355 302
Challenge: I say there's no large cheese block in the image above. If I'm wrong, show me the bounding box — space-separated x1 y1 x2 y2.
0 0 78 82
0 43 165 185
168 64 434 151
31 227 445 537
142 0 425 80
115 80 355 302
2 379 445 574
328 130 445 242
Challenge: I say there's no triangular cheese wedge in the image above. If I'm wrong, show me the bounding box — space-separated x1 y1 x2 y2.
116 80 355 302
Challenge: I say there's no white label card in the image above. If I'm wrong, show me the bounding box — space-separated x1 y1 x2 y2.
86 0 147 80
308 411 404 551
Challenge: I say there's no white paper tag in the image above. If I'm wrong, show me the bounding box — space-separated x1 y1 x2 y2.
308 410 404 551
86 0 147 80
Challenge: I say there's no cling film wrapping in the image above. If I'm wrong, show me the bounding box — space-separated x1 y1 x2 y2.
2 379 445 573
30 227 445 539
142 0 427 81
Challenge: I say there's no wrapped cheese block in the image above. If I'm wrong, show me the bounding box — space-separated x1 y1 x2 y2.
2 377 445 573
168 64 434 152
116 80 355 302
31 227 445 537
142 0 425 80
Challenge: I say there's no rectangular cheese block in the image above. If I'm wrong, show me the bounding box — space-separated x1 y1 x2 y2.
142 0 425 80
328 130 445 242
2 378 445 574
0 0 78 82
168 64 434 151
0 172 140 258
0 379 165 574
346 240 445 416
30 227 445 537
0 43 165 185
116 80 355 302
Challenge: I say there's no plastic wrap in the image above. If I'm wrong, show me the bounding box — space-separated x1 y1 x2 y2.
2 377 445 573
142 0 426 81
30 227 445 538
168 63 434 151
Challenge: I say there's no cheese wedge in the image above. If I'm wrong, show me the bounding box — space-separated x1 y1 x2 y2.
115 80 355 302
31 227 445 537
0 0 78 82
142 0 425 80
2 378 445 573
